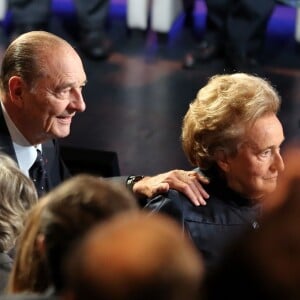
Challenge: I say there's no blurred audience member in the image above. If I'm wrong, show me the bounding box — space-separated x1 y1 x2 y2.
203 143 300 300
62 212 204 300
182 0 195 28
0 294 55 300
0 152 38 292
6 197 50 294
0 0 8 59
146 73 284 271
0 152 18 168
183 0 275 71
7 174 138 295
8 0 111 60
263 141 300 212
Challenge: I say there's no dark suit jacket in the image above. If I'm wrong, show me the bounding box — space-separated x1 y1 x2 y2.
0 106 71 191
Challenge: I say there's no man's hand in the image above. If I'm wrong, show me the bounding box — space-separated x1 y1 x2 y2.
132 170 209 206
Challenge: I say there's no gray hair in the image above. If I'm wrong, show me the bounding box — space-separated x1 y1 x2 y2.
0 152 38 251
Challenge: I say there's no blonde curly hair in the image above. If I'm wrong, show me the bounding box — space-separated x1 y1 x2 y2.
182 73 281 169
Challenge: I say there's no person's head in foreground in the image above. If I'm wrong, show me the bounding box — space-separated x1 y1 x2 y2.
203 161 300 300
263 142 300 212
8 174 138 294
0 31 87 145
62 212 204 300
182 72 285 202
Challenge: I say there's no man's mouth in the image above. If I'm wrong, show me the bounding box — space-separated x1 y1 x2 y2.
264 176 277 181
57 115 73 123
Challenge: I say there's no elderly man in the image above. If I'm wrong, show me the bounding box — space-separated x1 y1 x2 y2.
0 31 208 204
147 73 285 270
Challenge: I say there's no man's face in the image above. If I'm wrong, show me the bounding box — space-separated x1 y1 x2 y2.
20 45 87 144
223 113 285 202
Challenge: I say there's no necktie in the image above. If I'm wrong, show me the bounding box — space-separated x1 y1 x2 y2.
29 149 48 197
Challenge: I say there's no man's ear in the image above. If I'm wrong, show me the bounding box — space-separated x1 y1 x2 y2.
8 76 25 108
215 149 230 173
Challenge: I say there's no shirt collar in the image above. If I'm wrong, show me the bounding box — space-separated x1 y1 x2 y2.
1 102 42 176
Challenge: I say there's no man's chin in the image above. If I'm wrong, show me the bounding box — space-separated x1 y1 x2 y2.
53 127 71 139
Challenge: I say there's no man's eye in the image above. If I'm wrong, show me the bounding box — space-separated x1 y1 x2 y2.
57 88 70 97
260 149 271 157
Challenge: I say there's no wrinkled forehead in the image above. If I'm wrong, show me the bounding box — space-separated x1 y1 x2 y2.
240 114 284 150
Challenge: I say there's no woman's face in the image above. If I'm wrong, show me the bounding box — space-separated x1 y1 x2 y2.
221 113 285 202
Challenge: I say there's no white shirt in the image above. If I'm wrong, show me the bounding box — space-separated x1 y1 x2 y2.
1 102 42 177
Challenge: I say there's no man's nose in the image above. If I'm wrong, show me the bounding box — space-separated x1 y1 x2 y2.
70 88 86 112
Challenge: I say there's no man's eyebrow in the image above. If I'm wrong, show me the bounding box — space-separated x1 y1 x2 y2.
55 82 75 91
55 80 87 91
268 137 285 149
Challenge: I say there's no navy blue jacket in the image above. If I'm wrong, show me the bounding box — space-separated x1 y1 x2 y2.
146 167 261 271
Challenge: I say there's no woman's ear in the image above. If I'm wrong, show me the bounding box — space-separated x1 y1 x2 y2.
215 149 230 173
8 76 25 108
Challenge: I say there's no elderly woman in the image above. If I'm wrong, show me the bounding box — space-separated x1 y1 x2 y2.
146 73 285 271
